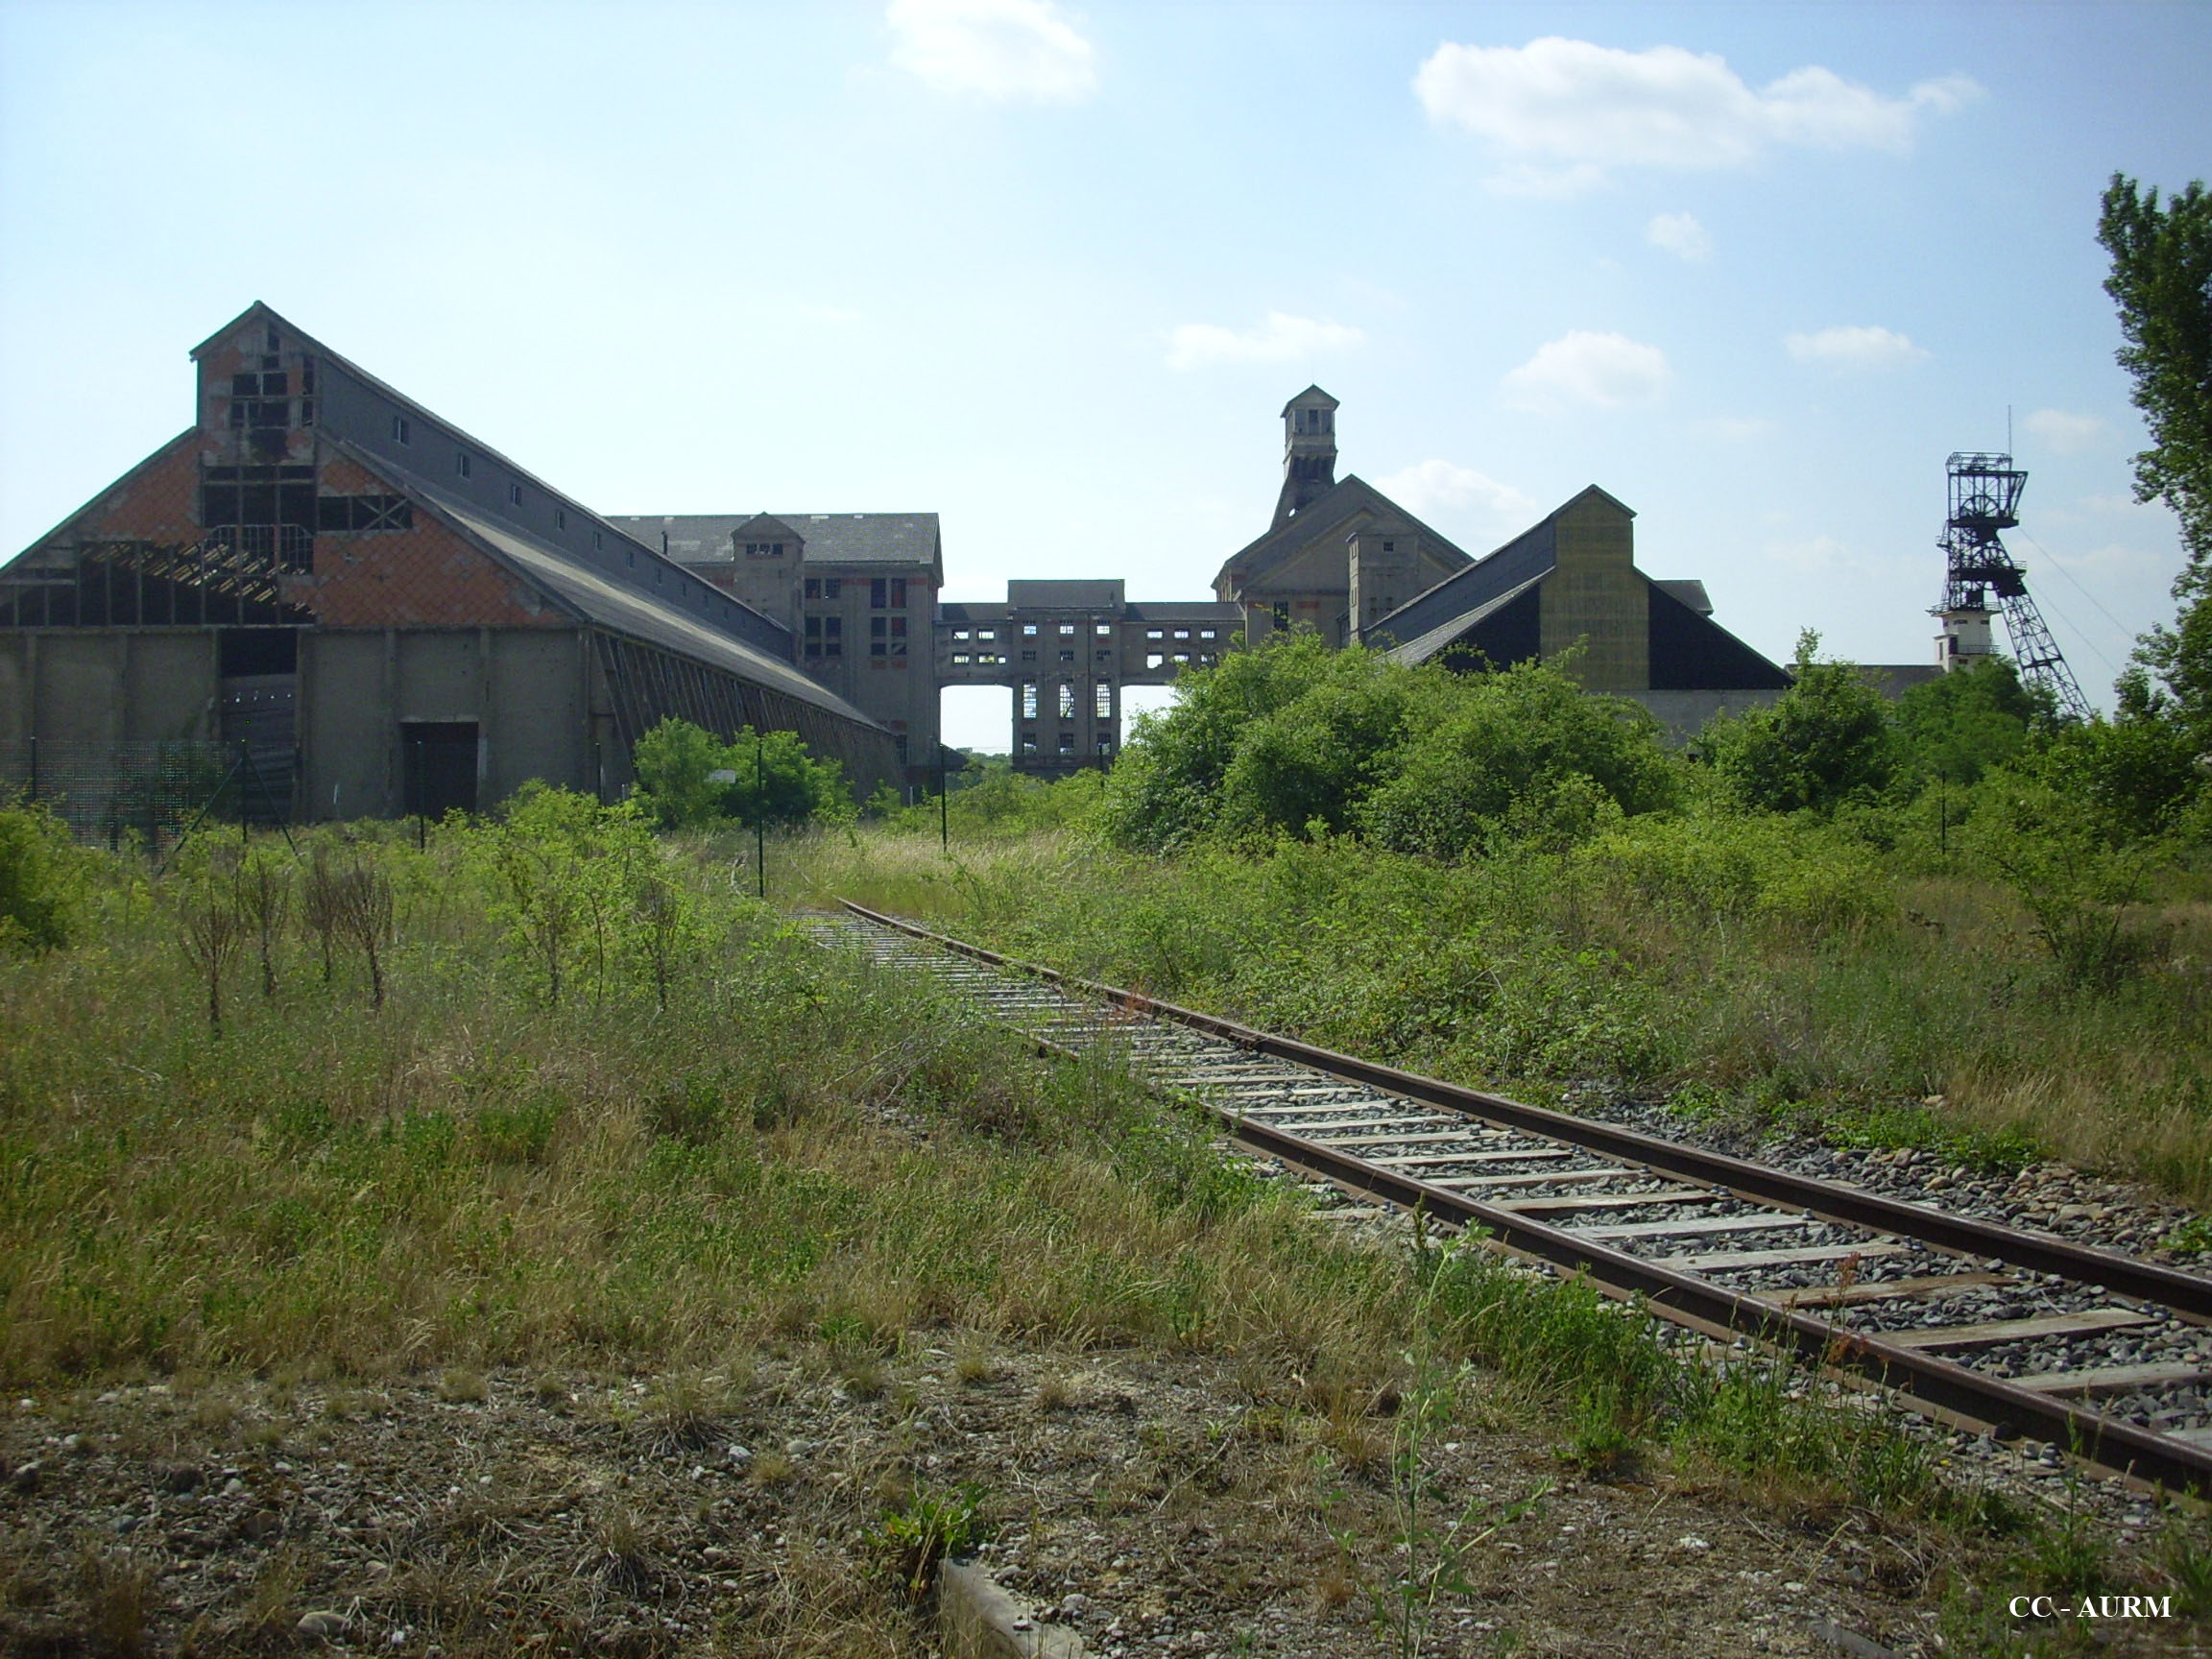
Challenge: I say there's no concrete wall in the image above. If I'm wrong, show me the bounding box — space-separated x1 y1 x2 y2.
1629 687 1787 744
0 630 221 747
297 626 592 819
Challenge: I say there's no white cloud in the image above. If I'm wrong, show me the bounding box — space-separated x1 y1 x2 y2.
1784 325 1928 372
1376 460 1538 526
1500 330 1670 410
1165 311 1364 373
1413 36 1979 191
1647 211 1711 261
2022 407 2106 455
887 0 1097 104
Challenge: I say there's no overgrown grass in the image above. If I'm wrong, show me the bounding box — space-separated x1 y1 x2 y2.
6 801 2201 1648
795 818 2212 1205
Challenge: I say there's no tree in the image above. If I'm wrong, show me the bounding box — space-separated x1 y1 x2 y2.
1704 633 1893 814
630 717 853 830
1890 656 2041 787
2099 174 2212 753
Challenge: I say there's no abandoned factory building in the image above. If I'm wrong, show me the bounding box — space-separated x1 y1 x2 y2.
2 305 1812 828
0 303 902 824
1215 385 1794 734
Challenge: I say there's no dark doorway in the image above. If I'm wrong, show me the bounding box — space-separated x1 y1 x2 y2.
401 722 478 817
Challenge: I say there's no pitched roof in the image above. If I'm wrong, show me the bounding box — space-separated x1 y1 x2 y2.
1366 485 1639 648
391 469 881 728
191 302 658 565
1384 574 1546 666
606 513 943 577
1212 474 1474 595
1280 384 1339 415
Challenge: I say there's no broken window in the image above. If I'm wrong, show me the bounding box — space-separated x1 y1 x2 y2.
890 615 907 656
227 370 291 433
1058 622 1075 637
953 629 971 640
871 616 887 657
1095 650 1111 664
1021 683 1039 718
1094 622 1111 637
392 415 411 445
745 541 784 558
1271 602 1290 631
1020 650 1036 663
823 578 841 598
1172 629 1190 640
313 493 412 533
1058 650 1074 662
1198 629 1215 640
951 653 970 665
456 451 472 479
593 531 604 550
1022 622 1039 637
1145 629 1164 640
805 578 822 599
1096 738 1113 757
1094 682 1112 719
1058 733 1076 753
1146 654 1164 669
1022 734 1038 755
976 628 996 641
1057 683 1076 719
556 509 568 531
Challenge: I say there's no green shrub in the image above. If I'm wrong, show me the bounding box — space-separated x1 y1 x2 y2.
1574 810 1895 933
632 716 854 830
0 800 84 954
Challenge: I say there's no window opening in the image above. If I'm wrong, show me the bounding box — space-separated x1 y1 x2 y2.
456 451 471 479
392 415 410 445
1057 683 1076 719
1094 682 1113 719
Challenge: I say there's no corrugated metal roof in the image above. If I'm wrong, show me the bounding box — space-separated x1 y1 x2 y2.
1385 574 1546 665
418 490 883 729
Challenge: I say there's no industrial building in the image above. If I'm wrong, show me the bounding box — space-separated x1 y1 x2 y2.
0 303 902 829
2 304 1869 828
1214 386 1799 735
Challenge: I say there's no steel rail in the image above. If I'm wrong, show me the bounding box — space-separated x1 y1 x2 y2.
836 901 2212 1494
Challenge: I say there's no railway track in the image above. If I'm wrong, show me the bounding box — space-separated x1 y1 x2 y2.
807 901 2212 1498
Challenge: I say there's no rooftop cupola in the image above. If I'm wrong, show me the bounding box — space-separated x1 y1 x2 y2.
1274 385 1339 529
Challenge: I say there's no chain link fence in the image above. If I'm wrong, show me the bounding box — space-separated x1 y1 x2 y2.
2 740 294 849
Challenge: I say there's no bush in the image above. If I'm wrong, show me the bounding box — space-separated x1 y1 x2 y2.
1704 632 1893 814
1098 638 1680 858
632 717 854 830
1575 811 1896 934
0 800 84 954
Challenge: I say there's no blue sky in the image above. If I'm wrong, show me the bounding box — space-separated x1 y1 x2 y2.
3 0 2206 748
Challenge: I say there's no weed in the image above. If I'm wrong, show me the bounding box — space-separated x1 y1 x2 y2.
75 1545 154 1658
873 1481 989 1602
2157 1508 2212 1620
438 1367 488 1404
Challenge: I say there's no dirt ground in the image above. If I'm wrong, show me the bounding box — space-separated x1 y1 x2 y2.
10 1329 2177 1659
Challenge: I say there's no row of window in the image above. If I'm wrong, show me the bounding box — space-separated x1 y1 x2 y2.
798 576 918 607
1021 733 1116 757
947 622 1220 643
1018 683 1117 720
